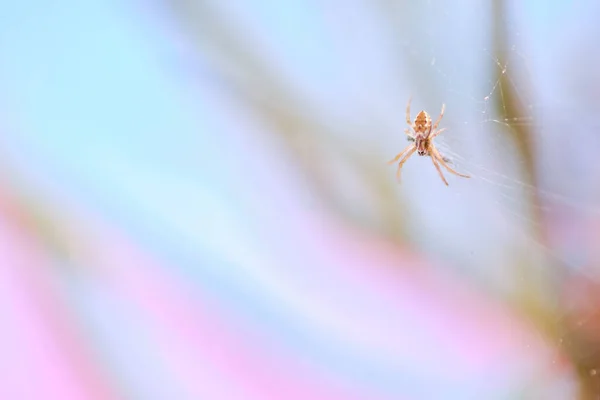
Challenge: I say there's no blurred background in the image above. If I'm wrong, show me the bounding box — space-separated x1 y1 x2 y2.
0 0 599 399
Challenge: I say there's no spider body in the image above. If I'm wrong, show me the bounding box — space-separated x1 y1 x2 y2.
388 98 470 186
413 111 432 156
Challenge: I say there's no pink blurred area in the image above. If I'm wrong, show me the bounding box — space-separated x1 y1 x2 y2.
0 174 575 399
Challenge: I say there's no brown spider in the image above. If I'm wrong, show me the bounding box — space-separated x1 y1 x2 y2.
388 98 470 186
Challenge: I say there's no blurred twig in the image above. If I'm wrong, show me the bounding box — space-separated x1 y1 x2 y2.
163 0 409 239
490 0 559 315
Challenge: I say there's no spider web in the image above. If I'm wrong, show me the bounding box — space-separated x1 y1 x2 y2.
411 4 597 267
432 40 597 273
414 1 600 394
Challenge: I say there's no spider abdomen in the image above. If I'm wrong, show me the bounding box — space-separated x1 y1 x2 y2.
414 111 432 134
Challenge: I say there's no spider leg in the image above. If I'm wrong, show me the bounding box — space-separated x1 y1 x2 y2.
427 129 453 163
428 127 447 141
431 146 470 178
405 96 412 127
395 147 417 182
430 153 449 186
387 144 414 164
431 103 445 133
427 152 451 163
405 128 415 141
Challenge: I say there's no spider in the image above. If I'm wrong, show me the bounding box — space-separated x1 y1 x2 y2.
388 98 470 186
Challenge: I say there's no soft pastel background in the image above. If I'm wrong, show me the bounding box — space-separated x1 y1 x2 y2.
0 1 599 399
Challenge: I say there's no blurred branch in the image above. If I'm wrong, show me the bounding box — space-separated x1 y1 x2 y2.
162 0 409 239
490 0 558 308
490 1 538 197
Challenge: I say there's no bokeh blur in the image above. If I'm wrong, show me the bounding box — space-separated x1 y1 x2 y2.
1 1 599 399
